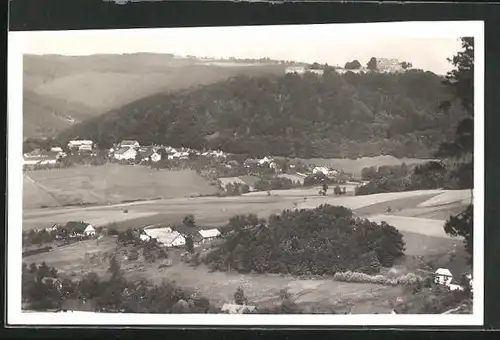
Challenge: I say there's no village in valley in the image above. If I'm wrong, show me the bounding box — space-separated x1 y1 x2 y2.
20 30 475 316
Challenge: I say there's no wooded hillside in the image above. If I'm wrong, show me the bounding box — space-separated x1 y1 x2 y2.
59 69 467 159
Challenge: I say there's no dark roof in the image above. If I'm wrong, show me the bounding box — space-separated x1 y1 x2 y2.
139 148 156 158
172 225 203 242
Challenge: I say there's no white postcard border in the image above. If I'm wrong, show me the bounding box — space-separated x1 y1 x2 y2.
7 20 485 326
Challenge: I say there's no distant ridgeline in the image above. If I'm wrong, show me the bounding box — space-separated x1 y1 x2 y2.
58 70 467 159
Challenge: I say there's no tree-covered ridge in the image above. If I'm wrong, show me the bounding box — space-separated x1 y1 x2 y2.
58 69 467 159
203 205 406 276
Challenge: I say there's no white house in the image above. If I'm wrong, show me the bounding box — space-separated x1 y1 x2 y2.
140 234 151 242
312 166 330 176
144 228 186 247
150 152 161 163
68 140 93 150
84 225 96 237
374 58 404 73
285 66 307 75
308 69 324 76
23 151 59 166
50 147 63 153
258 156 274 166
198 229 221 243
139 147 162 163
120 140 140 149
114 147 137 161
78 144 92 152
434 268 453 286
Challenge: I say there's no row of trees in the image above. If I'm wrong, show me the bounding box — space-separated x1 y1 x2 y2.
203 205 405 276
355 160 472 196
253 177 301 191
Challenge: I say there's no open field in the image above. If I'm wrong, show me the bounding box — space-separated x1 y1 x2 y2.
23 188 465 232
22 187 471 312
23 164 218 209
417 190 472 208
366 215 452 239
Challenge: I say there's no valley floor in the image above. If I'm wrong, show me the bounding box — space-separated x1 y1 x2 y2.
21 188 472 313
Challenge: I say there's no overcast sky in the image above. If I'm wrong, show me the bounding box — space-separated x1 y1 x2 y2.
21 23 468 75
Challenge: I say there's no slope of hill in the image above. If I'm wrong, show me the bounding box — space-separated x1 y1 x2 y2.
23 53 286 137
59 69 467 159
23 90 95 136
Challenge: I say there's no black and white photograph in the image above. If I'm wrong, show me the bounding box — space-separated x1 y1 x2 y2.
7 21 484 326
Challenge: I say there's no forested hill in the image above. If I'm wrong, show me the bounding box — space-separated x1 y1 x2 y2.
58 70 467 159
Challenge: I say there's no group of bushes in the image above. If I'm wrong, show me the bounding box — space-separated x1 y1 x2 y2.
22 258 216 313
253 177 302 191
203 205 406 276
220 182 250 196
333 271 424 286
115 229 168 263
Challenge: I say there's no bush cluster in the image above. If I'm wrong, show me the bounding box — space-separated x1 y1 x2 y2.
204 205 405 276
333 271 423 286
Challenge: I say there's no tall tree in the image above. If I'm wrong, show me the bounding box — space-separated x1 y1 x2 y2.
439 37 475 265
367 57 378 71
183 215 196 228
185 236 194 254
234 287 248 305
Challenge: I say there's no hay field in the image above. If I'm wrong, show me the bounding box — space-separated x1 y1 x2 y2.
23 237 116 274
23 164 218 209
417 190 472 208
23 188 461 233
23 210 158 231
367 215 452 239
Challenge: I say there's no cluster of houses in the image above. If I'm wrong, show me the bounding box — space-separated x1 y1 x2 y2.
139 224 222 248
46 221 97 239
243 156 279 170
311 166 339 177
285 58 410 77
23 147 66 166
109 139 228 163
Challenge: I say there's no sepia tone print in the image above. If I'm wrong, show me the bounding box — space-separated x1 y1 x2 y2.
17 24 475 318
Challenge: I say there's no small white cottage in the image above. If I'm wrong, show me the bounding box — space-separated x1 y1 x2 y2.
84 225 96 237
434 268 453 286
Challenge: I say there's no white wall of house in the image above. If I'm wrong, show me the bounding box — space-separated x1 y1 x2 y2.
150 153 161 163
169 235 186 247
435 274 453 286
114 149 137 160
